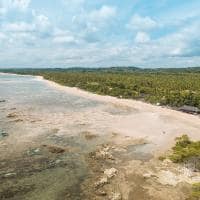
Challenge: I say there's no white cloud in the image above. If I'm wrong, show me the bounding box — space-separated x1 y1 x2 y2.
53 29 77 44
61 0 85 13
127 14 157 31
62 0 84 6
1 12 52 46
0 0 30 17
0 7 6 16
0 32 6 41
12 0 31 10
4 22 35 32
157 21 200 57
71 5 117 42
34 14 50 30
89 5 116 22
135 32 150 43
53 36 76 44
0 0 199 68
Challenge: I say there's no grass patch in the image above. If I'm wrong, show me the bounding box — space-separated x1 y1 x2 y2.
164 135 200 199
190 182 200 200
169 135 200 170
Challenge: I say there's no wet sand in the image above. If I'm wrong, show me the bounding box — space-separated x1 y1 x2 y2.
39 75 200 153
0 73 200 200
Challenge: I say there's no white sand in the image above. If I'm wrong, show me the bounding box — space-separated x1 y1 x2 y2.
37 75 200 153
1 72 200 153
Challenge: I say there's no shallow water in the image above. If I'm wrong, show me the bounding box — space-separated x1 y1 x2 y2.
0 74 115 199
0 74 101 111
1 73 147 200
0 74 162 200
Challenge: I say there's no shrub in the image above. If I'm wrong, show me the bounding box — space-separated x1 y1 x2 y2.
169 135 200 170
190 182 200 199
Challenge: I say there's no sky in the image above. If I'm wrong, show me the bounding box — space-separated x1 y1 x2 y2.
0 0 200 68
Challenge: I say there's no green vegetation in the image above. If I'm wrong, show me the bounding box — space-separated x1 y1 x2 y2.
1 67 200 109
188 183 200 200
169 135 200 170
163 135 200 200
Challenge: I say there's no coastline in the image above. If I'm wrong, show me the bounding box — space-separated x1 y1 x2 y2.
37 74 200 149
0 72 35 78
1 71 199 117
1 72 200 145
38 74 198 115
1 72 200 199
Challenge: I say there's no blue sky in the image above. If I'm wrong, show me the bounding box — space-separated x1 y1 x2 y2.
0 0 200 68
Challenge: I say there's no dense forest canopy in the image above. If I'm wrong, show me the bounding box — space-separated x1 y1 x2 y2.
1 67 200 109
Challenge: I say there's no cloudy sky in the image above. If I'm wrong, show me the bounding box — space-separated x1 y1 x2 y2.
0 0 200 68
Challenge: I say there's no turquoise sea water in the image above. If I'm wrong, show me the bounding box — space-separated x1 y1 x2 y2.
0 74 101 111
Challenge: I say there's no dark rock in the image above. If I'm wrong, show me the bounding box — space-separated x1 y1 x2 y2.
27 148 41 156
13 119 23 122
95 189 107 196
178 105 200 114
42 144 66 154
7 113 18 118
0 130 8 138
82 131 98 140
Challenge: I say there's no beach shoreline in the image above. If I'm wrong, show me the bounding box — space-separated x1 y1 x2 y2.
33 74 200 152
1 73 200 147
1 72 199 117
0 72 200 200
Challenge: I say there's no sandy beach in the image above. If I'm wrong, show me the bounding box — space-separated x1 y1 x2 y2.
39 75 200 152
0 73 200 200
